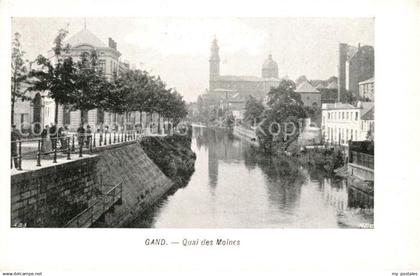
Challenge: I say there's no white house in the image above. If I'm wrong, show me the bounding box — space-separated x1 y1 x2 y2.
321 101 374 146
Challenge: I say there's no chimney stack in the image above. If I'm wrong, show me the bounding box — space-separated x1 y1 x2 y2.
108 38 117 50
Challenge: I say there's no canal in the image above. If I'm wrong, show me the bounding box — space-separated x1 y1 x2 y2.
129 127 373 228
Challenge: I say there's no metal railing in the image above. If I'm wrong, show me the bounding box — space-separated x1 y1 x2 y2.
11 131 141 171
64 181 123 228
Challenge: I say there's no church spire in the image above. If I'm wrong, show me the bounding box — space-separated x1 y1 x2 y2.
209 37 220 91
210 36 220 61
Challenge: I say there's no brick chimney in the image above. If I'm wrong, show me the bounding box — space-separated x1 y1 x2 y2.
108 38 117 50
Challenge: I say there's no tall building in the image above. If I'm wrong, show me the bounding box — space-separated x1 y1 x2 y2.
337 43 374 101
208 38 282 100
56 26 130 130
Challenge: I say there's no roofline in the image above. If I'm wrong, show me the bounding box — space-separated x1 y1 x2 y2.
359 77 375 85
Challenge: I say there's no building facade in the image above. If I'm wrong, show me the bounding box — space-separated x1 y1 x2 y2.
359 77 374 101
208 38 282 100
56 27 130 130
321 101 374 146
13 89 55 132
337 43 374 101
295 80 321 108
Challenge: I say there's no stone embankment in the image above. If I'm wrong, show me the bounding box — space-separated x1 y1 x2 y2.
11 135 196 227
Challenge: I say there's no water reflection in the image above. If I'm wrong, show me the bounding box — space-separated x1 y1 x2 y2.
128 127 373 228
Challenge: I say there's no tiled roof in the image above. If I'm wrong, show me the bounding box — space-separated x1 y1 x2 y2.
360 102 375 117
296 81 320 93
361 106 374 120
326 81 338 89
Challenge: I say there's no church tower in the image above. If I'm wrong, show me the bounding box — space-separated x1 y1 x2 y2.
209 38 220 92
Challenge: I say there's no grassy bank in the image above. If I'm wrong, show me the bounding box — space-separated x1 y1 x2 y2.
140 133 196 188
295 147 345 174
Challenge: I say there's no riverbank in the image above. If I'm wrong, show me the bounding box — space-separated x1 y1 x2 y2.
140 131 196 189
294 147 345 174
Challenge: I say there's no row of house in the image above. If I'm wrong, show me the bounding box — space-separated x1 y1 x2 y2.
13 26 137 132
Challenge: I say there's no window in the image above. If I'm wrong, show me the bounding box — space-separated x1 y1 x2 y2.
351 129 353 140
355 130 358 140
355 112 358 120
98 59 106 74
346 112 349 120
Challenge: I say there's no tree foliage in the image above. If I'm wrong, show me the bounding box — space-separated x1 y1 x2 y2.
27 29 188 126
28 29 76 124
11 32 30 125
244 96 265 125
258 79 307 153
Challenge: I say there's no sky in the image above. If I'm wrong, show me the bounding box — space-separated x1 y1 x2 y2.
12 17 374 102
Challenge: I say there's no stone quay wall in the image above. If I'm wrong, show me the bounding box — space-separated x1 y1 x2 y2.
11 156 100 227
93 141 174 227
11 140 175 227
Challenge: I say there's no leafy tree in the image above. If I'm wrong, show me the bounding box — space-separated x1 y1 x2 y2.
258 79 306 153
29 29 76 124
266 79 302 107
72 50 111 123
11 32 30 125
244 96 265 125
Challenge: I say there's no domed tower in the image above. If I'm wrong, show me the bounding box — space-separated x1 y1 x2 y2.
209 38 220 91
262 54 279 78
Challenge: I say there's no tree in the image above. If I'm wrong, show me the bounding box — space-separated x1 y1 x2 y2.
266 79 302 107
29 29 76 124
72 50 111 123
244 96 265 125
11 32 30 125
258 79 306 153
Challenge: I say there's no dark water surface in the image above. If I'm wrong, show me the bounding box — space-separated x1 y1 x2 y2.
129 127 373 228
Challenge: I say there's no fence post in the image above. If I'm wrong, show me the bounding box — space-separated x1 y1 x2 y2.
104 132 107 146
93 132 96 148
113 132 116 144
37 140 42 166
79 139 83 157
118 132 120 143
67 137 71 160
89 135 93 153
99 133 102 147
17 141 22 171
109 132 112 145
72 135 75 152
53 139 57 163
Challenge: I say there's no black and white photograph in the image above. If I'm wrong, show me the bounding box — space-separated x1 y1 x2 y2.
9 17 374 229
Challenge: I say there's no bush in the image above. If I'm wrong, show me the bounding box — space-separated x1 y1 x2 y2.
140 134 196 187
